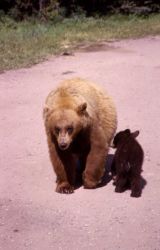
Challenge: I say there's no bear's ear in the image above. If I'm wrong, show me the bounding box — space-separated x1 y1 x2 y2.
43 105 51 120
132 130 139 138
77 102 87 115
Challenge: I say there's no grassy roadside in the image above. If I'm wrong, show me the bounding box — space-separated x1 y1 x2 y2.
0 14 160 71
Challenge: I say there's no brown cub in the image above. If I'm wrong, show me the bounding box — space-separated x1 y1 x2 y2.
111 129 144 197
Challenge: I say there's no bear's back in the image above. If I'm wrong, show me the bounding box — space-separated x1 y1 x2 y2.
46 78 103 110
116 137 144 167
45 78 117 143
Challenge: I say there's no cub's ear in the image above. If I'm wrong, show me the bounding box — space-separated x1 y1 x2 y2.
132 130 139 138
124 129 131 135
77 102 87 115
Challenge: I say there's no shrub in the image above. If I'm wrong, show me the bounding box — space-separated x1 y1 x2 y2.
0 0 160 20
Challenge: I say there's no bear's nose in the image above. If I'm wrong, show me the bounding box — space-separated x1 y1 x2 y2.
59 142 68 150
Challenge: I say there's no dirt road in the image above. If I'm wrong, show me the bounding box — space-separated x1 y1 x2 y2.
0 36 160 250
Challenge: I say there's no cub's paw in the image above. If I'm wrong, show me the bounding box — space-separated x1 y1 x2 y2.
131 190 141 198
56 182 74 194
115 186 125 193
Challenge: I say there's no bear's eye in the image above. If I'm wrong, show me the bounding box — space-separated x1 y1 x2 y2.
55 126 60 134
67 126 73 134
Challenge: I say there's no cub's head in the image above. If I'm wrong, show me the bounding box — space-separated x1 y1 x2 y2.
113 129 139 148
44 103 88 151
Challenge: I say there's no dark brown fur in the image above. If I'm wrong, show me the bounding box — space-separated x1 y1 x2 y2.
111 129 144 197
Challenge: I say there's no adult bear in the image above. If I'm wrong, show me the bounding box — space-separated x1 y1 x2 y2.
43 78 117 193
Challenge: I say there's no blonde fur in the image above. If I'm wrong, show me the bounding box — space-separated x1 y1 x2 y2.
43 78 117 193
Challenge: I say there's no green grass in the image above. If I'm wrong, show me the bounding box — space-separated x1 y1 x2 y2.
0 14 160 71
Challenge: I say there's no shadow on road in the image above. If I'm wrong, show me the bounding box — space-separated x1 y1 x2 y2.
112 175 147 198
75 153 147 197
75 154 114 189
97 154 114 188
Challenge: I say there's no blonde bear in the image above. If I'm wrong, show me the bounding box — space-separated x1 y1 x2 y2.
43 78 117 193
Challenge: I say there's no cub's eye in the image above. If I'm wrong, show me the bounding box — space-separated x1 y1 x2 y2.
67 126 73 134
55 127 60 134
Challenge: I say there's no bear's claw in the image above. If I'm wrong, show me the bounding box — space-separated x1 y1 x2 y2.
56 182 74 194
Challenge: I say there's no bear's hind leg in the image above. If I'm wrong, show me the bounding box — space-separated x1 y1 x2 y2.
130 176 141 198
115 173 127 193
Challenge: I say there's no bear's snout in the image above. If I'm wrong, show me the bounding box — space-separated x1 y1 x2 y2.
59 142 69 150
58 135 71 150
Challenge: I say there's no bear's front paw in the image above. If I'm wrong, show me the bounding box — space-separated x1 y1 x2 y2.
56 182 74 194
83 179 97 189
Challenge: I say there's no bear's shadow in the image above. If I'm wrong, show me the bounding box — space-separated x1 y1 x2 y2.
111 173 147 194
75 154 114 189
98 154 147 195
97 154 114 188
75 154 147 195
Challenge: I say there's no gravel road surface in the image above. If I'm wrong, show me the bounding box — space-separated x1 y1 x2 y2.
0 36 160 250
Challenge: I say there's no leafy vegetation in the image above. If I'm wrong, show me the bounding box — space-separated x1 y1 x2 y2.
0 14 160 71
0 1 160 71
0 1 160 21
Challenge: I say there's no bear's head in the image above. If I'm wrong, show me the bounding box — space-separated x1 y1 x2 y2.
44 102 89 150
113 129 139 148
